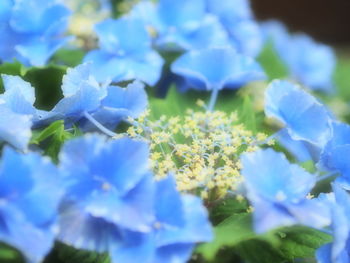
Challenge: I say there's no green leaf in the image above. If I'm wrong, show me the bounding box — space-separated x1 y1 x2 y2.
51 49 85 67
209 198 249 225
238 96 256 133
24 65 66 110
277 226 332 260
334 58 350 101
196 213 255 260
0 61 28 91
257 42 288 81
31 120 65 145
57 243 110 263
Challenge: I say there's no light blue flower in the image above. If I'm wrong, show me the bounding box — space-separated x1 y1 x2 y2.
84 17 164 86
316 184 350 263
265 80 333 147
206 0 263 57
318 121 350 189
0 146 63 263
42 64 147 132
0 74 51 150
58 134 212 263
129 0 230 51
241 148 330 233
171 47 265 91
0 0 71 66
79 80 148 131
262 20 336 92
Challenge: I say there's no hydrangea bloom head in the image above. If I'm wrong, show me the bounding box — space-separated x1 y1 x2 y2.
318 122 350 189
129 0 230 51
265 80 333 147
171 47 265 91
316 184 350 263
57 134 212 263
241 148 330 233
262 20 336 92
0 0 71 66
84 17 164 85
0 147 63 262
42 63 147 131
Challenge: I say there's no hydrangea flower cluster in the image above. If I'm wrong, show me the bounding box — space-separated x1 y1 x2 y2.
126 107 274 200
0 0 71 66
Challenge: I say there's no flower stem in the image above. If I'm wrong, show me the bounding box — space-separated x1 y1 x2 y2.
208 88 219 111
83 111 117 137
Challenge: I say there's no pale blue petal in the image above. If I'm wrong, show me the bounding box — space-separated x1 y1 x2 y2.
154 244 194 263
206 0 253 25
84 50 126 83
95 18 151 56
60 135 150 197
316 244 332 263
156 195 212 246
155 176 185 228
85 175 155 232
241 148 315 203
157 0 206 30
0 105 32 150
171 47 265 90
265 80 332 146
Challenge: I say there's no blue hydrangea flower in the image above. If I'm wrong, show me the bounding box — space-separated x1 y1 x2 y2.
276 129 317 163
84 17 164 86
262 20 336 92
241 148 330 233
318 121 350 189
0 146 63 263
0 0 71 66
129 0 230 52
79 80 148 131
316 184 350 263
57 134 212 263
206 0 263 57
42 64 147 132
0 74 51 150
0 104 32 150
171 47 265 91
265 80 333 147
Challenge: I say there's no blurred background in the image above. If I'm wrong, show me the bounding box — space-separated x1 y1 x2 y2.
251 0 350 45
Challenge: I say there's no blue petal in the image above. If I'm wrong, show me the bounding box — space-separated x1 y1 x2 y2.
171 47 265 90
0 205 55 263
60 135 151 197
250 198 297 233
95 18 151 56
58 201 117 252
156 14 230 51
84 50 126 83
155 176 185 228
228 20 263 57
206 0 253 25
265 80 332 146
0 0 12 22
157 0 206 30
156 195 212 246
10 0 70 34
316 244 332 263
154 244 194 263
82 81 148 130
276 129 314 162
241 148 315 203
85 174 155 232
117 52 164 86
15 37 71 66
0 105 32 150
1 75 36 115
